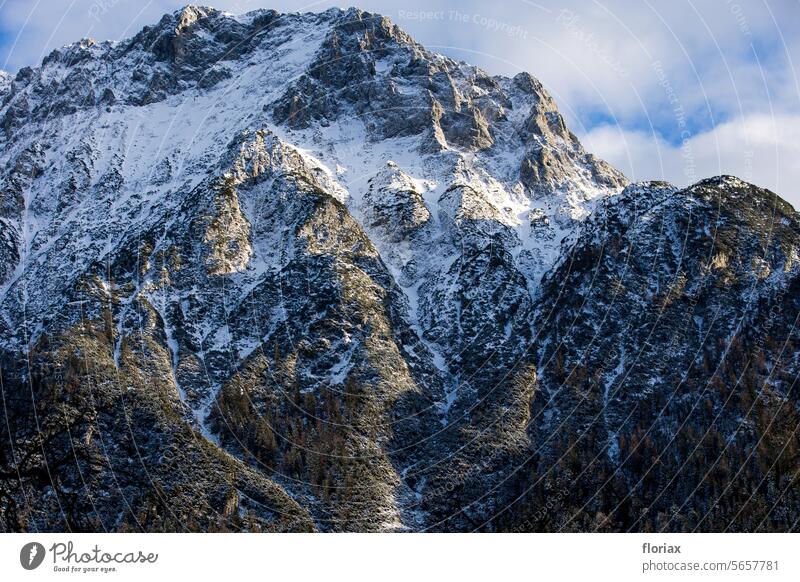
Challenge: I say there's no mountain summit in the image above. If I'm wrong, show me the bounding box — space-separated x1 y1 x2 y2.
1 6 798 532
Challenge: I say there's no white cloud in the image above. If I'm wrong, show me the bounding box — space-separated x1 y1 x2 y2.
579 113 800 209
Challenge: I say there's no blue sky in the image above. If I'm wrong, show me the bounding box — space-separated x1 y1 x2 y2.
1 0 799 207
0 26 11 59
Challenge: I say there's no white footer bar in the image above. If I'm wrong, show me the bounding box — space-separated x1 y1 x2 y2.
1 533 797 581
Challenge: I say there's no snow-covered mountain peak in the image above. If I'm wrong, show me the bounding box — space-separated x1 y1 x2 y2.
0 4 634 357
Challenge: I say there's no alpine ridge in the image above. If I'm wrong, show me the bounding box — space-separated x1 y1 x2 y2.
0 5 798 533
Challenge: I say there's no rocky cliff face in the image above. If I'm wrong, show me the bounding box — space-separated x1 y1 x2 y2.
1 6 797 532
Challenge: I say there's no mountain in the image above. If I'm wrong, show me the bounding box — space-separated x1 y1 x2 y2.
0 5 797 532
